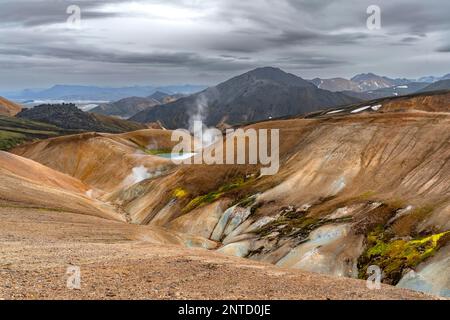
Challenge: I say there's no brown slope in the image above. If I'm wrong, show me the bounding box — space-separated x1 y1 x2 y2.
107 111 450 228
8 91 450 297
103 97 450 296
11 129 193 192
0 152 428 300
313 90 450 116
0 151 87 193
0 151 122 221
377 90 450 112
0 97 22 116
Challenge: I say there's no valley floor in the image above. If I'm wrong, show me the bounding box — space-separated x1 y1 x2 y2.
0 207 433 300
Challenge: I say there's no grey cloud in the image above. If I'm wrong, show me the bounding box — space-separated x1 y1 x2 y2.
436 45 450 53
0 0 449 90
0 0 125 27
275 56 349 69
379 1 450 34
0 42 255 71
266 30 372 47
401 37 422 43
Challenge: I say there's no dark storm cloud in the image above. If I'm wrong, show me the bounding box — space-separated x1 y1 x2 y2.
0 0 449 90
266 30 372 47
0 41 255 71
380 1 450 34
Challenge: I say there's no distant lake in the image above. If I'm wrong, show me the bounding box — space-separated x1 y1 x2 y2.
157 153 197 160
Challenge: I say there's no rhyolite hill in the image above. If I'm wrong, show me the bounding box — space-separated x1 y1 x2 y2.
11 90 450 298
17 103 146 133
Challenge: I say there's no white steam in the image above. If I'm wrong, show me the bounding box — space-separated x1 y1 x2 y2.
188 92 221 149
123 165 165 187
129 165 151 184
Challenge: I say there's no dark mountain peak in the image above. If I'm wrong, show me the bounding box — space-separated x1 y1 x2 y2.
131 67 359 128
247 66 285 76
248 66 299 79
224 66 313 89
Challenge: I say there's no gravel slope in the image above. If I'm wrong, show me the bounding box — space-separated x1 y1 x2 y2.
0 207 434 300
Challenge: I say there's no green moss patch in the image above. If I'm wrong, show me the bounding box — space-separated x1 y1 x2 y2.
0 130 27 150
358 227 450 284
182 177 252 213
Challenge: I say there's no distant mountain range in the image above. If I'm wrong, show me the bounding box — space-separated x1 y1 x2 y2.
309 78 361 92
418 74 450 83
342 82 430 100
311 73 413 92
4 85 207 102
309 72 450 93
3 72 448 103
130 67 359 128
418 79 450 93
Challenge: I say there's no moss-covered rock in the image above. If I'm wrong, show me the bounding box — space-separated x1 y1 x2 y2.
254 205 353 241
358 227 450 284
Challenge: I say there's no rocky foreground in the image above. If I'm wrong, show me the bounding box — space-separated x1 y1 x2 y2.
0 207 432 300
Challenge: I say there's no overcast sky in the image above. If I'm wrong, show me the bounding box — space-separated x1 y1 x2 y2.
1 0 449 90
